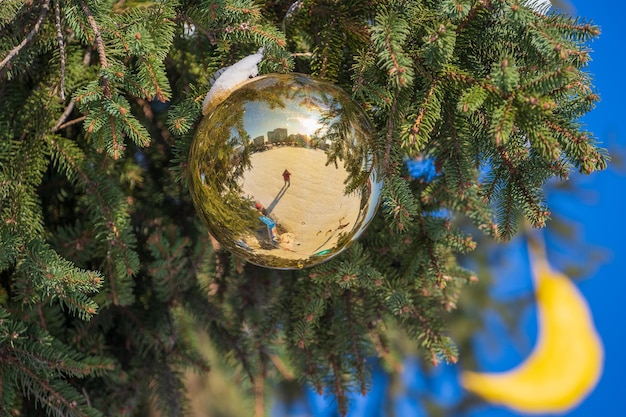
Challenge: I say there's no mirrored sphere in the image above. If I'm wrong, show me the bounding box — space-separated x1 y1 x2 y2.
188 73 382 269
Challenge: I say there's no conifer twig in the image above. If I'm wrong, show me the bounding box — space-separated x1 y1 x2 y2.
456 1 489 32
443 103 468 192
80 1 111 97
79 2 108 68
53 99 76 131
12 358 86 415
253 366 265 417
344 292 367 394
409 80 438 144
496 145 548 226
54 0 66 100
384 95 398 173
56 115 87 131
268 353 295 380
330 354 347 416
0 1 51 70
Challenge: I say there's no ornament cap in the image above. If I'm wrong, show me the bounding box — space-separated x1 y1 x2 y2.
202 47 265 115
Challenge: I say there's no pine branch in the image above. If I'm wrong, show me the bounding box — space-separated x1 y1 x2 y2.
496 144 549 227
56 114 87 131
384 94 398 171
253 361 265 417
343 291 367 394
79 1 109 70
418 216 445 285
0 0 50 70
407 80 439 149
456 0 489 32
0 1 608 415
372 6 414 89
441 103 472 194
45 136 139 305
16 364 95 417
54 0 66 100
53 99 77 131
329 354 348 417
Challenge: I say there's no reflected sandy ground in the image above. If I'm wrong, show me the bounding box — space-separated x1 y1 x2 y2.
240 147 362 262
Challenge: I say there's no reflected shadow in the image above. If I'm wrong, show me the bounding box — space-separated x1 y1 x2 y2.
266 184 289 215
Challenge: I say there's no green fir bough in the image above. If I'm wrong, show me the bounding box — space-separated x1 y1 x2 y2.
0 0 605 416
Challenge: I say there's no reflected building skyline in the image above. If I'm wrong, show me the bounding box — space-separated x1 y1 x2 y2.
267 127 288 144
247 126 325 151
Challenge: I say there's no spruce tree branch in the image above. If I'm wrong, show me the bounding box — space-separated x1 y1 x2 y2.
344 291 366 394
330 354 347 416
456 1 488 32
101 261 117 306
109 29 131 54
81 388 92 408
501 183 515 238
443 104 467 192
9 356 91 417
543 19 600 37
370 331 402 372
303 345 323 393
249 25 286 47
444 69 499 94
545 119 586 143
383 95 398 174
224 331 256 383
140 57 166 102
148 230 190 297
80 1 108 68
109 115 121 155
224 4 261 17
253 363 265 417
119 307 209 374
418 215 444 284
80 1 111 97
0 0 51 71
481 169 503 203
45 137 134 295
496 145 547 226
37 303 48 331
54 0 66 100
56 115 87 131
529 22 588 62
408 306 437 344
53 99 76 131
268 353 294 380
384 25 405 87
409 80 438 144
10 344 109 377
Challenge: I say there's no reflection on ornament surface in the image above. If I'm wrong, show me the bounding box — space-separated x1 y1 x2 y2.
189 73 382 269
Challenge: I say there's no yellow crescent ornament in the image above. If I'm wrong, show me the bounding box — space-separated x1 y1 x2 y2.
460 236 604 414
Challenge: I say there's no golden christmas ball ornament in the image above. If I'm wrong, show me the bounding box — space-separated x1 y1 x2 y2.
189 71 382 269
